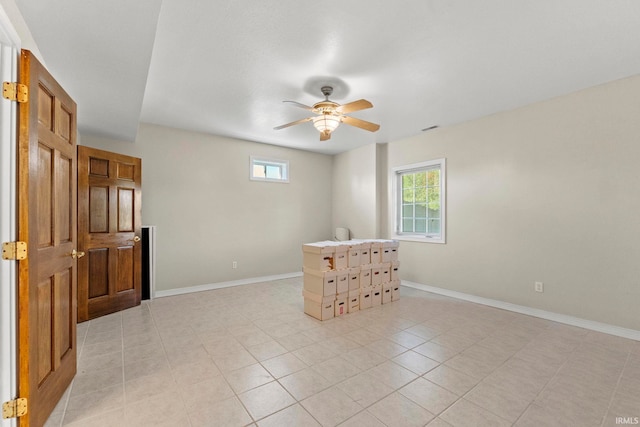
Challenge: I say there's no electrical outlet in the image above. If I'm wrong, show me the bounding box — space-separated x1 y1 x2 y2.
535 281 544 293
232 261 237 269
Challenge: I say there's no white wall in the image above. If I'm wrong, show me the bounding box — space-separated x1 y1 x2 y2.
386 74 640 331
0 0 44 63
331 143 377 239
81 123 333 292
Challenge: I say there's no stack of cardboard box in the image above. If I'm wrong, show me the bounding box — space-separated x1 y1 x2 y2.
302 239 400 321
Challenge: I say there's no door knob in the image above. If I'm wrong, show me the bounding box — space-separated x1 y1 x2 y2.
70 249 85 259
133 236 141 243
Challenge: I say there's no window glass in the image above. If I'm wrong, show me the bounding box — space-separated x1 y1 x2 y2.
393 158 445 243
253 164 265 178
250 157 289 183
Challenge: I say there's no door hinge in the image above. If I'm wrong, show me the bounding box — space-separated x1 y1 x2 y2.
2 398 28 419
2 241 27 260
2 82 28 103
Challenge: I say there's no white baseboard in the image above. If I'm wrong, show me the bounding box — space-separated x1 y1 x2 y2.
154 272 303 298
402 280 640 342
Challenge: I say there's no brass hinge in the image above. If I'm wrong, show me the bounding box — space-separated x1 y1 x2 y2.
2 241 27 260
2 398 28 419
2 82 28 103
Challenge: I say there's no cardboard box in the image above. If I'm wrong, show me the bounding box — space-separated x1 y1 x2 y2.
356 240 371 265
390 245 399 262
303 240 351 270
335 293 348 317
338 241 365 268
364 239 399 263
351 239 399 264
375 239 399 248
371 284 382 306
371 239 400 262
370 242 382 264
302 242 335 271
381 247 392 263
381 262 391 283
336 272 349 294
358 242 371 265
348 249 361 268
391 280 401 301
382 282 393 304
359 284 372 295
360 288 372 310
359 264 372 288
322 242 349 270
348 267 360 291
371 263 383 286
303 267 337 296
303 290 335 320
347 290 360 313
391 261 400 281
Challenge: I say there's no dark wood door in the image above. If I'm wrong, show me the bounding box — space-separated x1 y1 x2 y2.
17 50 77 427
77 146 142 322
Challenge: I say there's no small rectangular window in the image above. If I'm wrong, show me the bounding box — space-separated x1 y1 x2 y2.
392 158 446 243
250 156 289 183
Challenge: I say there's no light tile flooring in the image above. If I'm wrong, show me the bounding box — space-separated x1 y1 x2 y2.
45 278 640 427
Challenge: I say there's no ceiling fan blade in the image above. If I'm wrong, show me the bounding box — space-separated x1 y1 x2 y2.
320 131 331 141
283 100 315 111
342 116 380 132
273 117 313 130
335 99 373 114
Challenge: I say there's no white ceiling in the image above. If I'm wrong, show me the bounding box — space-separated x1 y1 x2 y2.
15 0 640 155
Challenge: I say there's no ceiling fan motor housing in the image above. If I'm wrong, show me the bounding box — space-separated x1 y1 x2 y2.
320 86 334 98
313 101 340 114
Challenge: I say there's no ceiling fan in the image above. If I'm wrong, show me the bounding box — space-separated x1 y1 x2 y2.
274 86 380 141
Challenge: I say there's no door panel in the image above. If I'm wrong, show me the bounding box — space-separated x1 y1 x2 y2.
18 50 78 427
89 186 109 233
90 157 108 176
36 278 52 382
118 188 134 231
37 84 52 128
78 146 142 322
56 104 72 140
56 154 72 243
116 246 135 292
88 249 109 298
56 268 73 358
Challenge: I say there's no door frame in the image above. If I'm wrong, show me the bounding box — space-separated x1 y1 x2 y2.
0 5 20 427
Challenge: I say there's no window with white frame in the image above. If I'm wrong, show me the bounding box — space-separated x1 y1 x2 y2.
393 158 446 243
250 156 289 183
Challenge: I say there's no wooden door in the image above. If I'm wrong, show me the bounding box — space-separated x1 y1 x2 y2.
77 146 141 322
17 50 77 427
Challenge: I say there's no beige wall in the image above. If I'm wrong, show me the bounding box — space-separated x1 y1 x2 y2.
385 75 640 330
331 143 378 239
82 76 640 331
81 123 333 292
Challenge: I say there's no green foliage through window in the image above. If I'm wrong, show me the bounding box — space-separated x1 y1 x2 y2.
396 160 444 240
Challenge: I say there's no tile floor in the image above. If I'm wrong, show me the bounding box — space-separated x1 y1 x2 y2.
44 278 640 427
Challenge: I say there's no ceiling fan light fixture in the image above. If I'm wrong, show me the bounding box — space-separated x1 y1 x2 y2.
312 115 341 134
275 86 378 140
